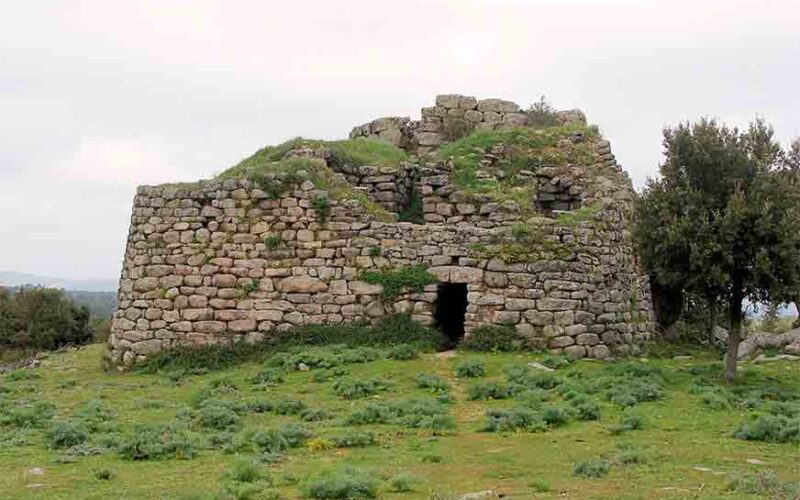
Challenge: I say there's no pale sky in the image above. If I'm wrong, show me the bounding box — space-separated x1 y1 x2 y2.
1 0 798 283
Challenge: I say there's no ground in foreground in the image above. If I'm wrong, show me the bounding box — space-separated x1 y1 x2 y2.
1 344 799 499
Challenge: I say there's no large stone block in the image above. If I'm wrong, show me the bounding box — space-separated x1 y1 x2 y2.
278 276 328 293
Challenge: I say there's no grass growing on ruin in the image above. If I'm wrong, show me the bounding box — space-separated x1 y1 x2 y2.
220 137 408 180
437 123 600 208
1 343 799 499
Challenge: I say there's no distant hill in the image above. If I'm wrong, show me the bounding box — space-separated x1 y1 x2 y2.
0 270 117 292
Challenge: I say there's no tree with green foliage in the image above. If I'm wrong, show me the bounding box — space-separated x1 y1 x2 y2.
635 118 800 382
0 286 93 350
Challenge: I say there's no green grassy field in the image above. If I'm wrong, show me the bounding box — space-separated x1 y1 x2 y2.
1 344 799 499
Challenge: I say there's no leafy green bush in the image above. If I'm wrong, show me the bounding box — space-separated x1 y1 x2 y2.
530 477 550 493
573 459 610 478
387 344 418 360
467 382 511 401
701 388 733 410
75 399 115 432
118 423 195 460
311 194 332 222
415 373 450 393
304 468 379 499
455 359 486 378
613 443 647 465
46 421 89 449
332 377 391 400
461 325 518 351
330 431 375 448
609 408 644 434
606 379 662 407
361 265 437 300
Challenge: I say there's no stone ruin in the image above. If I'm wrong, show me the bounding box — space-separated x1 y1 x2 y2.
108 94 654 368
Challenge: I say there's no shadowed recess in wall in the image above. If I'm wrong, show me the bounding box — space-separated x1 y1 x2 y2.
435 283 468 347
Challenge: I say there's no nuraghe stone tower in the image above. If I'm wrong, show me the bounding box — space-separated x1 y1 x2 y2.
109 94 654 368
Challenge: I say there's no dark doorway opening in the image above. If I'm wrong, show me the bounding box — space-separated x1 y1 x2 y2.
434 283 468 347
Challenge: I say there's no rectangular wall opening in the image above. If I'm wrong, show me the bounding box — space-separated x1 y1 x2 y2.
434 283 468 348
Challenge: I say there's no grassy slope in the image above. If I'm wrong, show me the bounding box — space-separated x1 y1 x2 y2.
1 345 799 499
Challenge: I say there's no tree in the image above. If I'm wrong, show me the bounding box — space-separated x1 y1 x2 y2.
635 119 800 382
0 286 93 351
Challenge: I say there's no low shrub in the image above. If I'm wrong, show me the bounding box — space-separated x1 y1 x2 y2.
530 477 550 493
481 407 546 433
573 400 601 421
609 408 644 434
726 470 800 496
330 431 376 448
415 373 450 393
301 408 334 422
226 460 263 483
207 432 251 454
332 377 391 400
541 405 574 427
454 359 485 378
0 400 56 428
251 368 285 386
5 370 41 382
196 400 241 431
734 414 800 443
345 399 455 431
573 459 610 478
700 388 733 410
46 421 89 449
93 468 114 481
312 367 349 383
307 437 334 452
606 379 662 407
461 325 518 352
387 472 419 493
540 355 572 370
274 399 306 415
613 443 647 465
252 424 312 453
304 468 379 499
467 382 511 401
118 423 195 460
76 399 116 432
387 344 418 360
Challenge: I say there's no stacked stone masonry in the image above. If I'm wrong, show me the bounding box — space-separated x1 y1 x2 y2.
109 94 653 368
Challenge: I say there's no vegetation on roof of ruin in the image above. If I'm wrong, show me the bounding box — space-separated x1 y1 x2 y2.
437 123 601 208
218 137 408 180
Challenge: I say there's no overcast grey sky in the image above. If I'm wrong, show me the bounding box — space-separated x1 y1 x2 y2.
1 0 798 282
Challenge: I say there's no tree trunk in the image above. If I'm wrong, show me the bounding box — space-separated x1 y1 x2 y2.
725 284 744 383
794 295 800 328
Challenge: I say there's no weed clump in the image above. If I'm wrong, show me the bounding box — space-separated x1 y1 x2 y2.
467 382 512 401
332 377 391 400
573 459 610 478
226 460 264 483
387 344 418 360
346 399 455 431
118 423 195 460
46 421 89 449
481 407 546 433
360 265 437 301
415 373 450 393
461 325 518 352
386 472 419 493
330 431 376 448
195 399 241 431
252 424 312 453
726 470 800 496
734 415 800 443
251 368 285 386
304 468 379 499
454 359 486 378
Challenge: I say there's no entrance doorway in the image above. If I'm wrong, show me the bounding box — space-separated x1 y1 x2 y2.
434 283 468 347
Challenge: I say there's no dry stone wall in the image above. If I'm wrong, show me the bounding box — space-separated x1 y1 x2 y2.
110 93 654 368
